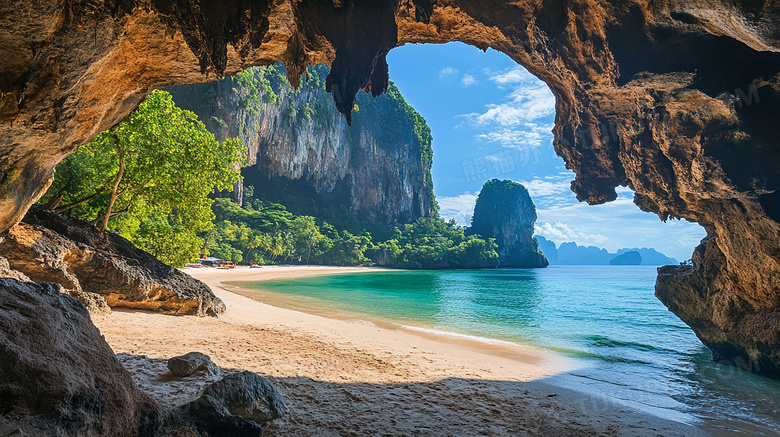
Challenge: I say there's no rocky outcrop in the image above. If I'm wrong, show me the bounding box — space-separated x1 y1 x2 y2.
172 371 288 437
168 352 220 378
0 1 779 373
0 256 30 282
0 278 162 436
467 180 548 268
0 209 225 316
657 237 780 378
168 64 436 225
619 248 676 266
0 278 286 435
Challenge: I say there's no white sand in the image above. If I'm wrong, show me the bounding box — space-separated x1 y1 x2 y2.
92 265 707 436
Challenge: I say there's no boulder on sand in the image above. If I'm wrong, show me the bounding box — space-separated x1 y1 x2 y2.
168 352 221 378
0 209 225 316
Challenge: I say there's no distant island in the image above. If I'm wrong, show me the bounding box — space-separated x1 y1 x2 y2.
610 250 642 265
534 236 676 266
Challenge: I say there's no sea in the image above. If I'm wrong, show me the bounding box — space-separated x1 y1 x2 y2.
233 266 780 435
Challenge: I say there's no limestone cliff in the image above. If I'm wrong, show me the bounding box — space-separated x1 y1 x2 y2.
1 0 780 376
168 64 436 226
467 180 548 268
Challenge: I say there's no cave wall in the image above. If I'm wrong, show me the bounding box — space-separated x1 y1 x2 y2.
1 0 779 374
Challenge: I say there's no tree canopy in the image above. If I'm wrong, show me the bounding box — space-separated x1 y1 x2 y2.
206 197 498 269
40 90 247 266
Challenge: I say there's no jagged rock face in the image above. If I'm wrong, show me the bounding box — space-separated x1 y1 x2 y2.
1 1 779 373
0 278 161 436
0 210 225 316
468 179 548 268
167 65 436 225
0 256 30 282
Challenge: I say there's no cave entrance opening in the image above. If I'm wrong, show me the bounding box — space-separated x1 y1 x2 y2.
386 41 706 265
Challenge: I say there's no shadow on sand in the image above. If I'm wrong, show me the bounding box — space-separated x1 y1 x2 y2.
116 353 705 437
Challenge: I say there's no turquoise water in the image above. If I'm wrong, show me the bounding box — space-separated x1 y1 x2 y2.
236 266 780 435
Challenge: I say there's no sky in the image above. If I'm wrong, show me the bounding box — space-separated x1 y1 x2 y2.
385 42 705 261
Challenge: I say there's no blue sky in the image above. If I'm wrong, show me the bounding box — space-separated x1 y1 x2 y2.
385 42 705 261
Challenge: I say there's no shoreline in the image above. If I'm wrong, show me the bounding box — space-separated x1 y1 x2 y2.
221 267 571 367
93 265 707 436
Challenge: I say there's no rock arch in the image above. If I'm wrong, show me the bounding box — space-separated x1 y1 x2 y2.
1 0 779 375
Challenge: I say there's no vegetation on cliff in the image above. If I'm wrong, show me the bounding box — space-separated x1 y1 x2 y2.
467 179 548 268
168 63 438 224
374 218 498 269
206 197 373 266
39 91 246 266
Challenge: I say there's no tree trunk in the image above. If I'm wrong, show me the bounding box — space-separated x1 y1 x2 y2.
55 189 104 213
43 193 64 211
100 139 125 235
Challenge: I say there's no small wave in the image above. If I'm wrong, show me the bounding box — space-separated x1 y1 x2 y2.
399 325 536 350
562 349 654 365
346 319 378 328
585 335 661 352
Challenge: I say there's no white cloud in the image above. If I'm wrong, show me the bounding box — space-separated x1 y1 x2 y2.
469 67 556 124
458 66 555 153
519 178 572 198
489 67 538 86
535 221 610 246
437 192 478 226
475 122 554 149
465 83 555 126
439 67 459 78
461 74 477 86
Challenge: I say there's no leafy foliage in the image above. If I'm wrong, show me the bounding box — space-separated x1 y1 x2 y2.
371 218 498 269
41 90 246 266
208 198 497 269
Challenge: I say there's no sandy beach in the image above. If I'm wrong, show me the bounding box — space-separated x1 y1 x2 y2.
92 265 707 436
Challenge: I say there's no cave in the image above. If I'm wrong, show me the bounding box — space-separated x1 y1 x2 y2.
1 0 779 434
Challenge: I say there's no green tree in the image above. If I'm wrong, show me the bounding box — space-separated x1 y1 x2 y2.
290 216 327 264
375 218 498 269
41 90 247 266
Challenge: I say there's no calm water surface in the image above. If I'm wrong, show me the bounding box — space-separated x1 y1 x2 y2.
235 266 780 435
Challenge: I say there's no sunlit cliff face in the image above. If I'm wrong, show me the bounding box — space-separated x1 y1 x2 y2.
0 0 779 375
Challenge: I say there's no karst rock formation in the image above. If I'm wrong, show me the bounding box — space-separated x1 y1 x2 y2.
1 1 779 379
468 179 549 268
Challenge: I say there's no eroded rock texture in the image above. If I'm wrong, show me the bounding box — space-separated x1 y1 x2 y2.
0 209 225 316
0 1 779 373
0 278 161 436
